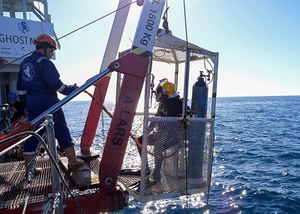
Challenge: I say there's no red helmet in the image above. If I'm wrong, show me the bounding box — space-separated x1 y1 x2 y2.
34 34 58 50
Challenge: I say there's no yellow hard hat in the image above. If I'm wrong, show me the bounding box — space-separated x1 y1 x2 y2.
161 81 175 96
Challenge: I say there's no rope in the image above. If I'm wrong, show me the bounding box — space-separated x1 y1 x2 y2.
0 1 137 70
83 90 142 148
183 0 189 47
57 1 136 41
182 0 190 212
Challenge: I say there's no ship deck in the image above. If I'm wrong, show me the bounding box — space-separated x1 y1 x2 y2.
0 156 101 211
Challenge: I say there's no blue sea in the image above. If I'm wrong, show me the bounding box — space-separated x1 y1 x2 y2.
63 96 300 214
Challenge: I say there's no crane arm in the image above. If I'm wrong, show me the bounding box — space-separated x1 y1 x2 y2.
99 0 166 191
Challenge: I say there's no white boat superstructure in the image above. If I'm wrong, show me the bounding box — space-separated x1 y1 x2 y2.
0 0 56 105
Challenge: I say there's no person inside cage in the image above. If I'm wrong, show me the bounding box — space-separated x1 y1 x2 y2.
137 79 184 184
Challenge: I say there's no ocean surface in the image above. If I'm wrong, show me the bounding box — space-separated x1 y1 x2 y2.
63 96 300 214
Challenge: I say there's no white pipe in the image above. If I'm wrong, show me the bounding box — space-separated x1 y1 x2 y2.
22 0 27 20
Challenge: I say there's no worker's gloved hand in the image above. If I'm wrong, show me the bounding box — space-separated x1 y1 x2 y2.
71 83 79 89
60 83 79 95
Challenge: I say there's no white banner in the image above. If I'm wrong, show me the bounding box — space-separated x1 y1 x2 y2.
0 16 55 58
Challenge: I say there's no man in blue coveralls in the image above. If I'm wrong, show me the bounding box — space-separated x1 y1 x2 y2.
17 34 84 177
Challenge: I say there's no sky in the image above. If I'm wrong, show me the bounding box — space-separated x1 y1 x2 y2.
45 0 300 101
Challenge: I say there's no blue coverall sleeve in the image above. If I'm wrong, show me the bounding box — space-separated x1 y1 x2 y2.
40 59 76 95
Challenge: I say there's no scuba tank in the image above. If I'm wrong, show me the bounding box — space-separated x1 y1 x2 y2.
188 72 208 184
191 71 208 118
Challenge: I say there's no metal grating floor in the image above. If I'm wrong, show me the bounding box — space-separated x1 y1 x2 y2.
0 156 100 210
